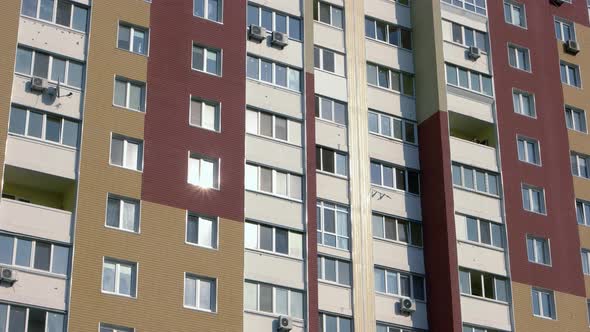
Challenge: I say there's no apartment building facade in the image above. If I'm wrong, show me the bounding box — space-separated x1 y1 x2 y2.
0 0 589 331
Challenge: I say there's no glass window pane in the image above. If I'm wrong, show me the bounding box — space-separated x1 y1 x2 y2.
132 29 147 55
452 164 462 185
374 268 385 292
118 26 131 51
51 58 66 83
8 306 26 332
288 68 300 91
331 7 343 28
22 0 38 17
275 228 288 254
67 61 84 88
466 217 478 242
0 235 14 265
56 0 72 27
193 46 204 71
290 291 303 318
275 14 287 34
118 264 133 296
325 315 337 332
51 245 69 275
275 288 288 315
26 111 42 139
289 232 302 258
15 239 32 267
33 52 50 78
199 279 213 310
261 8 272 30
45 116 61 143
128 83 144 111
110 138 124 166
72 6 88 32
338 261 350 285
114 80 127 107
259 225 273 251
325 257 337 282
15 48 33 75
491 223 503 248
460 270 470 293
275 65 287 87
275 171 287 196
9 107 27 135
388 271 400 294
124 141 140 170
102 261 116 292
206 50 219 75
289 17 301 40
185 276 197 307
245 282 257 311
464 168 474 189
289 175 302 200
33 241 51 271
247 56 259 79
259 284 273 312
446 64 457 85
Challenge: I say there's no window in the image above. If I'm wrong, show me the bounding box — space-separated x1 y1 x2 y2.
0 303 65 332
577 200 590 226
244 281 304 319
314 47 345 75
9 105 79 147
245 222 303 258
186 214 218 249
372 214 423 247
15 46 84 89
512 90 535 117
452 163 499 196
192 45 221 76
194 0 222 22
532 288 556 319
316 146 348 177
582 249 590 275
188 155 219 189
571 153 590 179
118 23 149 55
565 106 587 133
247 55 302 92
0 234 69 275
319 313 352 332
314 1 343 29
315 95 347 125
190 98 220 131
508 45 530 71
370 160 420 195
555 19 574 42
318 256 351 286
377 324 421 332
561 62 581 87
245 163 302 200
247 4 302 41
374 267 426 301
100 323 134 332
459 268 508 302
504 1 525 27
102 258 137 297
463 215 503 249
527 236 551 265
441 0 487 15
184 274 216 312
106 195 140 233
445 63 493 96
113 77 146 112
21 0 88 32
368 110 417 144
110 135 143 171
366 63 415 97
517 137 540 165
521 184 546 214
364 17 412 50
462 325 502 332
449 22 488 52
246 109 301 144
317 201 349 250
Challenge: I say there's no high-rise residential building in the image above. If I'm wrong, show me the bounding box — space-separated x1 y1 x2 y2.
0 0 590 331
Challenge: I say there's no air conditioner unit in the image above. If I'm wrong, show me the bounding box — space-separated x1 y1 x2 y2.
277 315 292 331
0 268 17 285
271 31 289 48
30 76 48 92
399 298 416 314
248 24 266 42
467 46 481 60
565 40 580 55
551 0 565 6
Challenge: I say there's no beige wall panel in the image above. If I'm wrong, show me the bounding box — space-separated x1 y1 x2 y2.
512 282 588 331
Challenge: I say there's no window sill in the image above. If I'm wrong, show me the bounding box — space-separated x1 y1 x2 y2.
532 314 556 321
20 14 87 36
367 83 415 100
527 260 552 268
509 64 532 74
101 290 137 300
314 67 346 79
246 132 301 149
313 20 344 32
105 225 141 236
446 83 493 99
522 208 547 217
315 117 347 129
193 14 224 26
459 293 509 306
245 248 303 262
365 37 413 54
109 162 143 174
316 170 348 180
191 67 222 78
189 123 221 134
562 82 583 90
8 133 78 152
370 184 420 198
185 240 219 252
373 236 423 250
452 185 501 200
116 47 149 58
246 78 302 95
457 239 504 253
318 279 351 289
375 291 426 304
183 305 217 314
567 128 588 135
317 243 350 254
0 263 67 280
369 132 418 147
112 104 146 114
245 188 303 204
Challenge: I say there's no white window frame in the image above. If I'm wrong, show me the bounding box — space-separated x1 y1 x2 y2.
247 4 302 41
463 215 504 249
316 146 348 177
246 55 302 92
512 89 536 118
193 0 223 23
508 44 531 72
244 281 304 319
581 249 590 275
445 63 493 96
371 213 423 247
244 221 303 259
532 288 556 320
517 136 541 166
449 21 488 52
555 18 575 42
21 0 88 32
561 62 581 87
192 44 222 76
101 258 137 298
577 199 590 226
527 235 551 266
185 213 218 250
459 268 508 302
187 154 220 189
246 108 294 143
315 1 344 29
452 163 500 197
315 95 347 125
109 134 143 171
314 46 343 75
521 184 546 214
318 256 351 287
365 16 413 50
190 97 221 132
117 22 149 56
374 266 426 301
368 110 418 145
8 105 79 148
367 62 415 97
0 304 66 332
183 273 217 312
504 1 526 28
113 77 146 112
442 0 487 16
105 194 140 233
572 152 590 179
565 106 587 133
317 201 350 251
0 234 70 276
371 160 420 195
245 163 302 200
15 47 85 90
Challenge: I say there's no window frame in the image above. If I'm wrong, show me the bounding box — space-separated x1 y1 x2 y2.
99 323 135 332
577 199 590 226
315 95 347 126
462 215 504 250
526 235 552 266
183 273 218 313
192 44 222 76
319 312 352 332
504 1 527 28
374 266 427 301
445 63 493 96
0 233 70 276
508 43 531 72
555 18 575 42
245 163 303 201
521 184 547 215
582 249 590 275
193 0 223 23
452 163 500 197
116 22 150 56
314 1 344 29
113 76 146 112
368 110 418 145
246 108 297 144
367 62 415 97
246 55 302 92
189 96 221 132
21 0 89 32
314 46 345 76
316 146 348 177
185 213 219 250
0 303 66 332
109 134 144 172
371 213 423 247
516 135 541 166
15 46 85 90
244 221 303 259
101 257 138 298
565 106 587 133
571 152 590 179
459 268 509 302
560 61 581 88
317 201 350 251
364 16 413 51
532 288 556 320
244 280 305 319
318 255 352 287
441 0 487 16
370 160 421 195
8 105 80 148
187 154 220 190
247 3 302 41
105 194 141 234
449 21 489 52
512 89 536 118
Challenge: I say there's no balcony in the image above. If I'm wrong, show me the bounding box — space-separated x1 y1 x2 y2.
366 39 414 74
375 293 428 330
244 191 304 231
244 312 304 332
18 16 86 61
313 21 345 53
460 295 511 331
318 282 352 316
246 135 303 175
317 173 349 205
364 0 411 29
246 80 303 119
5 134 77 179
449 112 498 172
373 239 425 275
244 250 304 290
0 269 67 311
314 70 348 103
